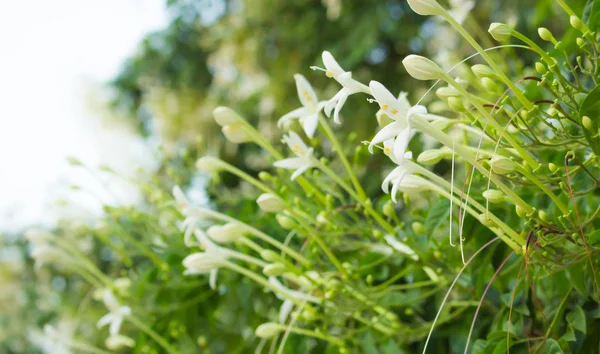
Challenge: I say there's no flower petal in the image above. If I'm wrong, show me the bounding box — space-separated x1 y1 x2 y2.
390 169 408 203
333 88 350 124
97 314 113 329
369 81 404 118
369 122 403 154
322 51 345 77
301 113 319 139
279 300 294 324
291 164 311 181
274 157 306 170
278 107 307 128
294 74 319 108
393 126 412 161
209 269 218 290
109 316 123 337
382 166 402 194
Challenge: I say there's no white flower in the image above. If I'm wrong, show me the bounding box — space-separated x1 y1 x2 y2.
105 335 135 350
97 290 131 337
381 153 430 202
268 277 320 324
384 234 418 260
278 74 327 138
183 230 228 290
273 131 316 180
256 193 286 212
321 51 368 124
368 81 427 160
206 223 245 244
173 186 200 247
28 322 74 354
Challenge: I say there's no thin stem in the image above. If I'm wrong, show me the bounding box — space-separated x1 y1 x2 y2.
127 315 178 354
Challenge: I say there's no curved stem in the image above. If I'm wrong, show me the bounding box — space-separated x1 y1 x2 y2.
127 315 178 354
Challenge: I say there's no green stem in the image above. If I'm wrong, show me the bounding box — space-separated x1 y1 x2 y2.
517 167 570 216
127 315 178 354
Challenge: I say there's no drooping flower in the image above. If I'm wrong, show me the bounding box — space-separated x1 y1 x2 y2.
368 81 427 160
183 230 228 290
321 51 369 124
173 186 201 247
97 290 131 337
278 74 327 138
273 131 316 180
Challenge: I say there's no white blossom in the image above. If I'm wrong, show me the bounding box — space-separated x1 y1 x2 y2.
273 131 316 180
97 290 131 337
278 74 327 138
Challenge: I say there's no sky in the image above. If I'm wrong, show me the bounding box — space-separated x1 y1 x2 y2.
0 1 168 231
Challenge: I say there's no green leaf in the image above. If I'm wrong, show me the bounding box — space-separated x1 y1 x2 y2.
579 84 600 155
544 339 564 354
566 305 587 334
566 263 589 298
425 199 451 236
583 0 600 31
562 325 577 342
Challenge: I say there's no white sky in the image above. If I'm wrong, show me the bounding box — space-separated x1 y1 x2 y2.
0 1 168 231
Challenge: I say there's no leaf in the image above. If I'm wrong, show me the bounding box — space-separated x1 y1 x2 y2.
579 84 600 155
544 339 564 354
425 199 451 236
566 305 587 334
566 263 589 298
583 0 600 32
562 325 577 342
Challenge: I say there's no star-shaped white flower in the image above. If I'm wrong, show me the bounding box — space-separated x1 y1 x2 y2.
273 131 316 181
278 74 327 138
321 51 369 124
368 81 427 160
382 158 431 203
97 290 131 337
183 230 228 290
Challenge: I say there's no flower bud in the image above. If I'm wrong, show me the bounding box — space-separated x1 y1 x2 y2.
538 27 556 43
447 97 467 112
570 16 584 30
260 250 283 263
213 106 242 126
471 64 495 79
402 55 445 80
257 193 285 212
488 23 512 41
483 189 504 204
516 205 527 218
535 62 547 74
582 116 593 131
255 323 283 338
106 335 135 350
477 214 493 227
222 124 253 143
481 77 500 92
258 171 272 181
548 163 558 173
417 149 447 165
276 213 296 229
490 156 516 174
196 156 222 173
576 37 585 48
412 222 426 235
538 210 550 223
207 223 245 244
263 263 287 277
183 253 226 273
435 86 460 99
383 201 396 219
406 0 444 16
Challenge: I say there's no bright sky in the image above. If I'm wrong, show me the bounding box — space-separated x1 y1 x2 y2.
0 1 168 231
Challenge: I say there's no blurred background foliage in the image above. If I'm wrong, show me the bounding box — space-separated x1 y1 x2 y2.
1 0 591 353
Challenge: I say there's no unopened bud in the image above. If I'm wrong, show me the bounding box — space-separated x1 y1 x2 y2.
207 223 245 244
383 201 396 218
260 250 283 263
471 64 495 79
213 106 242 126
257 193 285 212
447 97 467 112
576 37 585 48
276 213 296 229
516 205 527 218
222 124 253 143
196 156 222 172
406 0 444 16
483 189 504 203
538 210 550 223
490 156 516 174
412 222 426 235
570 16 583 31
488 23 512 41
538 27 556 43
402 55 445 80
548 163 558 173
258 171 272 181
582 116 593 131
481 77 500 92
436 86 461 99
535 62 547 74
263 263 287 277
417 149 447 165
255 323 283 338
